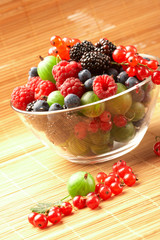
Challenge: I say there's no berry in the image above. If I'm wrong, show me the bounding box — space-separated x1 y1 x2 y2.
64 94 81 108
96 172 107 183
49 103 63 111
93 75 117 99
147 60 158 70
50 35 63 47
78 69 92 83
28 212 38 226
60 202 72 216
112 49 126 63
136 66 150 81
74 121 88 139
52 60 82 89
104 175 119 187
125 45 137 53
27 100 49 112
72 195 86 209
151 71 160 85
29 67 39 77
106 68 119 80
48 209 61 224
49 206 61 213
11 86 35 110
127 55 138 67
33 214 48 229
99 111 111 122
99 185 112 200
95 183 104 194
80 51 111 75
113 114 127 127
100 121 112 131
112 163 118 172
60 77 85 98
110 182 123 195
126 66 136 77
116 160 127 170
117 166 132 178
35 80 57 100
95 38 116 57
48 46 59 57
88 119 99 133
84 77 95 91
123 173 137 186
116 71 129 84
86 195 100 209
125 77 139 88
153 141 160 156
27 76 42 91
69 40 95 62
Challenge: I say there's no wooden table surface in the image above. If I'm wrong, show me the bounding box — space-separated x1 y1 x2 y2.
1 0 160 239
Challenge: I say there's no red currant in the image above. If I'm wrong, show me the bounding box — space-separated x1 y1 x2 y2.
123 173 137 186
112 49 126 63
72 195 86 209
48 46 59 57
136 66 150 81
48 209 61 224
86 192 97 197
139 58 148 65
96 172 107 183
113 114 127 127
125 52 135 60
33 214 48 229
116 160 127 170
110 182 123 195
117 166 132 179
109 172 120 179
127 55 139 67
49 206 61 213
100 121 112 132
104 175 119 187
95 183 104 194
153 141 160 156
50 35 63 47
60 202 72 216
125 45 137 53
116 45 126 51
151 71 160 85
99 185 112 200
112 163 118 172
71 38 81 46
28 212 38 226
62 37 72 47
147 60 158 70
99 111 111 122
86 195 100 209
126 66 136 77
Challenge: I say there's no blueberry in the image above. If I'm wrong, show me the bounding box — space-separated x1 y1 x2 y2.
78 69 92 83
143 57 150 61
125 77 139 88
117 71 129 84
32 100 49 111
84 77 95 91
49 103 63 111
64 94 81 108
29 67 39 77
106 68 119 80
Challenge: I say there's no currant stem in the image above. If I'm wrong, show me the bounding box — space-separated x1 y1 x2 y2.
155 136 160 142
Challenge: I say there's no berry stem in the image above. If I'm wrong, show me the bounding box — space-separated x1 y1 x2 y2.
39 55 44 61
111 61 155 71
155 136 160 142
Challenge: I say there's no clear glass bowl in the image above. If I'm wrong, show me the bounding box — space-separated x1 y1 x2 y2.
11 54 160 164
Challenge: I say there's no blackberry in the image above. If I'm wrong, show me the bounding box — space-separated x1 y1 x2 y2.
80 51 111 74
69 40 95 62
26 100 49 112
26 100 37 111
95 38 116 57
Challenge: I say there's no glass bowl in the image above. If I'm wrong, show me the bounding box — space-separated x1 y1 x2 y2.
11 54 160 164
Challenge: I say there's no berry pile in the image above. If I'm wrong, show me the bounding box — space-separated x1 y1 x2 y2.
11 35 160 157
28 160 137 229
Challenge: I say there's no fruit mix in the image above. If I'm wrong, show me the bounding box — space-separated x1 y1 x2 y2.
11 36 160 156
28 160 137 229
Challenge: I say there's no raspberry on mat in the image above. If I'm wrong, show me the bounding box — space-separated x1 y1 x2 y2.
52 60 82 89
93 75 117 99
11 86 35 110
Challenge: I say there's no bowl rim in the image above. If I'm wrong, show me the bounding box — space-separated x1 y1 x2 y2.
10 54 158 116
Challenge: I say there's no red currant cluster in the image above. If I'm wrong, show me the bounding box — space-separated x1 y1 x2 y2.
48 35 81 61
112 45 160 84
28 160 137 230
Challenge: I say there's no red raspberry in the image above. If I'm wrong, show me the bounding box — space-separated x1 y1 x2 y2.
27 76 42 91
35 80 57 99
100 121 112 131
11 86 35 110
74 121 88 139
93 75 117 99
88 119 100 133
60 77 85 97
52 60 82 89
